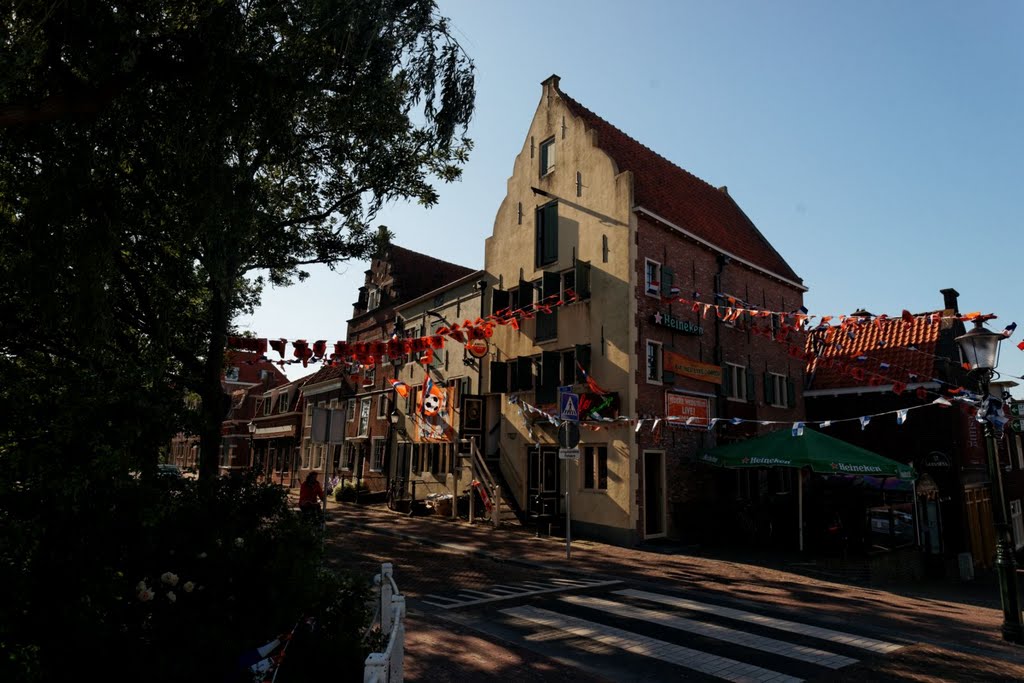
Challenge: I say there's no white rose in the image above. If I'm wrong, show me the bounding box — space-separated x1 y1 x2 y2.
183 581 195 593
234 537 244 548
166 591 177 603
160 572 179 586
138 588 155 602
136 580 148 592
197 552 208 559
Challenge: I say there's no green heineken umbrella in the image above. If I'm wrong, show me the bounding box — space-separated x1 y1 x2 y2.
700 428 916 550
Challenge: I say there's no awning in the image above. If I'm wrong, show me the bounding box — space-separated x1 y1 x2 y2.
253 425 296 440
700 428 915 552
700 428 914 479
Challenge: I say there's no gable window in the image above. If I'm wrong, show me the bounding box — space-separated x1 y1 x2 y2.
277 391 289 413
724 363 751 401
645 259 661 297
539 137 556 176
646 340 663 384
535 202 558 267
765 372 795 409
583 446 608 491
263 396 272 416
366 287 381 311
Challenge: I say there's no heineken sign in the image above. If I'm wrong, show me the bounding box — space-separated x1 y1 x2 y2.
652 310 704 336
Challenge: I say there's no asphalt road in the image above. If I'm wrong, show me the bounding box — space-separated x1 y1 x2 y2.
323 508 1024 682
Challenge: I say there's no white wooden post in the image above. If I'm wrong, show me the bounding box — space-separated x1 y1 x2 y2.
389 596 406 682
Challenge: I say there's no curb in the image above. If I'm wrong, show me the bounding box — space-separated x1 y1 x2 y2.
330 516 566 573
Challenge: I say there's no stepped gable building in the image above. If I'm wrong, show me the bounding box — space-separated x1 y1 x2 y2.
345 241 475 494
483 75 806 546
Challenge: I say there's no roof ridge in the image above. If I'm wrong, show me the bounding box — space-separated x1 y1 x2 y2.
557 90 724 197
388 243 474 275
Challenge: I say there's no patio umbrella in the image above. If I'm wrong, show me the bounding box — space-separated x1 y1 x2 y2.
700 428 915 550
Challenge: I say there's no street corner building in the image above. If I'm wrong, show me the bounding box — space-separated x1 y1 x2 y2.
482 75 807 547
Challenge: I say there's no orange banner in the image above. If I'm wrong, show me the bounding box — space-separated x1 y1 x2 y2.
663 350 722 385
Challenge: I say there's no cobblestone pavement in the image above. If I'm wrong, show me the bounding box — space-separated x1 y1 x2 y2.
321 500 1024 681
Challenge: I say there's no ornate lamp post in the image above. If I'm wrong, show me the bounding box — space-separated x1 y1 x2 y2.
956 319 1022 643
247 420 257 470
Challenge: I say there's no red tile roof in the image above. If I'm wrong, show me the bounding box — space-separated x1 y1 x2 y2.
557 87 802 285
806 315 942 390
388 244 475 302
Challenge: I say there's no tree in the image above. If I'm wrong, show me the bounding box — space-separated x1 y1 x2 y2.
0 0 476 479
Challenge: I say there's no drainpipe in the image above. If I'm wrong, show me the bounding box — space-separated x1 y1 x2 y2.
713 254 730 365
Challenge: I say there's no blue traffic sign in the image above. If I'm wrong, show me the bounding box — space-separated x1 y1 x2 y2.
559 391 580 422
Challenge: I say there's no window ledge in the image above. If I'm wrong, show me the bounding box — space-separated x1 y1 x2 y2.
726 397 747 403
645 290 662 299
647 379 663 386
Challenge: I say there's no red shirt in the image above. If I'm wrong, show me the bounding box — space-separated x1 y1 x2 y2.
299 480 324 507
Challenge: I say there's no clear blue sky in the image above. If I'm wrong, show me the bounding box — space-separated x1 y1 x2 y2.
237 0 1024 392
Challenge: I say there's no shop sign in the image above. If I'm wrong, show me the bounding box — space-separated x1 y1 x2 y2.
665 393 710 427
651 310 703 336
663 350 722 385
466 338 489 359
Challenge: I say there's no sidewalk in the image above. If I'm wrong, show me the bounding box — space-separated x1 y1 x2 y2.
325 498 1024 669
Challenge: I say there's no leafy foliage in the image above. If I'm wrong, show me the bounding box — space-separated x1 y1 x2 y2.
0 470 372 683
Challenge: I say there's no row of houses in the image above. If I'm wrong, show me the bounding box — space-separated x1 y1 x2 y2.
170 76 1024 576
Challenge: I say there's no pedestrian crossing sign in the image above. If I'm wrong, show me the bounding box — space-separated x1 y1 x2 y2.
559 391 580 422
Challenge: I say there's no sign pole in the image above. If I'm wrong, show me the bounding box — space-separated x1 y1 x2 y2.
566 479 571 560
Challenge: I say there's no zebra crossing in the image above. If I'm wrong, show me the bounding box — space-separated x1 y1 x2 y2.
490 587 905 682
420 576 621 609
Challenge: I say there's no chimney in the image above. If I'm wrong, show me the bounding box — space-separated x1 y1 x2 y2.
541 74 561 91
939 288 960 314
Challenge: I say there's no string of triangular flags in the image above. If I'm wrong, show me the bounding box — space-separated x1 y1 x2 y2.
508 390 1005 440
229 289 1019 382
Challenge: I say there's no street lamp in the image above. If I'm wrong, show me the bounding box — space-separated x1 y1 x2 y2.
247 420 257 470
956 319 1022 644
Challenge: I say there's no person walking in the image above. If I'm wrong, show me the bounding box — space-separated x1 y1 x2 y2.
299 471 326 526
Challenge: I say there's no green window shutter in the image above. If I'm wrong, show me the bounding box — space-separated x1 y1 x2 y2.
660 267 675 298
492 289 510 316
517 356 534 391
518 279 534 309
575 344 591 383
537 351 559 404
541 203 559 265
764 373 775 405
575 260 591 299
786 378 796 409
537 271 560 341
746 370 756 403
490 361 508 394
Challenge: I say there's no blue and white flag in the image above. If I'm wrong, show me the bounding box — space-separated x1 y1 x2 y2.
896 409 908 426
859 415 871 431
792 422 805 437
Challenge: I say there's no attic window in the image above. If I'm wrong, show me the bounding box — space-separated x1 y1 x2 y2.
540 137 555 176
367 287 381 311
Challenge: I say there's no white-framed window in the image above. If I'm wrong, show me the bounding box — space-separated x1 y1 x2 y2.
583 446 608 491
646 340 662 384
377 394 389 419
768 373 788 408
1011 499 1024 550
347 398 356 422
301 442 311 469
724 363 748 401
367 287 381 311
539 137 556 176
371 437 386 472
263 395 272 415
225 366 240 381
277 390 289 413
343 443 356 471
358 397 371 437
644 258 661 297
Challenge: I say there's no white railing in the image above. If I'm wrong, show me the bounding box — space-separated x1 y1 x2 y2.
363 563 406 683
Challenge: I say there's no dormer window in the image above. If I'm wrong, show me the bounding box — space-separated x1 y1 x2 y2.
539 137 556 176
367 287 381 311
